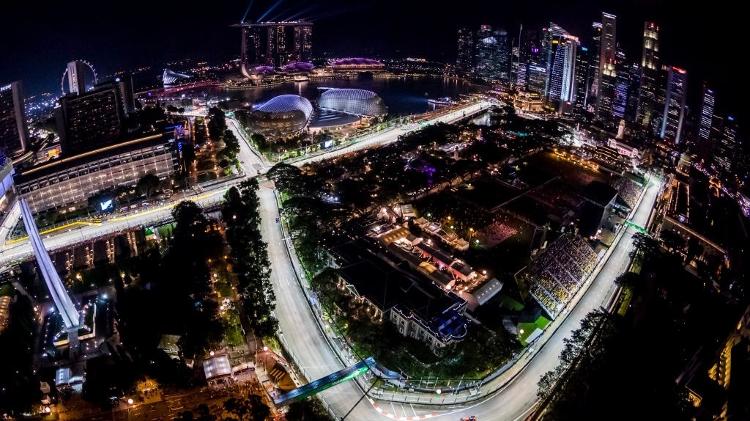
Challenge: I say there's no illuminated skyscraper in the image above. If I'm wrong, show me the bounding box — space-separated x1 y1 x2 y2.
474 25 511 82
714 115 739 176
574 45 592 112
636 22 661 128
544 23 578 106
589 22 602 101
240 21 313 75
456 26 475 74
698 84 716 142
0 81 29 156
595 12 616 101
527 65 547 95
660 66 688 144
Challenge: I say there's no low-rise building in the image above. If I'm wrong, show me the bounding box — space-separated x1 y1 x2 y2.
336 257 468 354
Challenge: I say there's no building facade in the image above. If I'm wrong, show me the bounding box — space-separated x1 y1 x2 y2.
56 83 126 156
699 84 716 142
0 81 29 156
456 26 475 74
545 23 578 107
15 135 178 213
636 21 661 129
660 66 688 144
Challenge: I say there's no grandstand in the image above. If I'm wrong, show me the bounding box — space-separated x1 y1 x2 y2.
526 235 598 319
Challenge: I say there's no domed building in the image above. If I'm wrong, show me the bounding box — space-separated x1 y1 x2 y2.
248 94 313 137
318 88 387 117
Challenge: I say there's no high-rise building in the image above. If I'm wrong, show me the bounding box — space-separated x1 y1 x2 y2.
0 81 29 156
714 115 739 176
636 22 661 129
240 21 313 75
574 45 591 112
56 83 125 156
595 12 617 100
612 50 629 119
660 66 688 144
624 63 641 123
544 23 578 106
527 65 548 95
474 25 511 82
456 26 475 74
699 84 716 142
66 60 89 95
496 29 512 82
589 22 602 102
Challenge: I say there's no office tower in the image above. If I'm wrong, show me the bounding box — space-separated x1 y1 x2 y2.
0 81 29 156
699 84 716 142
516 62 528 89
116 74 136 114
456 26 475 74
624 63 641 123
544 23 578 106
660 66 688 144
595 12 616 100
474 25 510 82
589 22 602 102
66 60 89 95
527 65 547 95
56 83 125 156
496 29 512 82
240 21 313 74
636 21 661 128
714 115 739 176
612 50 629 119
574 45 591 112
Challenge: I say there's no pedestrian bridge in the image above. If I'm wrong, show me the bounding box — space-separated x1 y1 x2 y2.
273 357 402 406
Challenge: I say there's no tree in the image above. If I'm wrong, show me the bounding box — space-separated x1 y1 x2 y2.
223 395 270 421
286 398 333 421
222 181 278 338
137 173 161 197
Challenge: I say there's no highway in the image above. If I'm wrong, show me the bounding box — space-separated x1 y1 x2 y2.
0 98 661 420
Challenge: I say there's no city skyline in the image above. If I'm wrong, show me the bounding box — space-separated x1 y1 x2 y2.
2 2 750 420
2 0 747 116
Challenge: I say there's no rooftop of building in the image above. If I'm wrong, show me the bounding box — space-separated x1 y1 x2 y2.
14 132 172 184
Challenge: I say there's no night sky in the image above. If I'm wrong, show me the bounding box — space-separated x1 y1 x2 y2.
1 0 744 118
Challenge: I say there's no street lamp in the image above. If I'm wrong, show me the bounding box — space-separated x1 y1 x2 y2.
127 398 134 405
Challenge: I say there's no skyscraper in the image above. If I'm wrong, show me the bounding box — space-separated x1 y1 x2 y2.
589 22 602 102
56 83 125 156
66 60 89 95
660 66 688 144
636 22 661 129
596 13 617 100
527 65 548 95
544 23 578 106
574 45 591 113
456 26 475 74
698 84 716 142
474 25 510 82
714 115 739 176
0 81 29 156
240 21 313 75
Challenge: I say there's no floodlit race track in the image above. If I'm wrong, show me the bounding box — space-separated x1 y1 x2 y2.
0 99 662 420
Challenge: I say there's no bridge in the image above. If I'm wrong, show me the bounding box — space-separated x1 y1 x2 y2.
273 357 402 406
623 219 648 234
20 198 80 328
